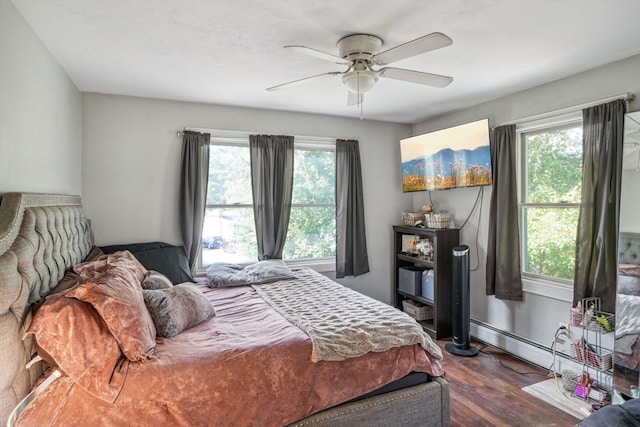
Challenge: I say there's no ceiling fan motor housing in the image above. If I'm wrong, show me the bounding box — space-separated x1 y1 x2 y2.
337 34 383 61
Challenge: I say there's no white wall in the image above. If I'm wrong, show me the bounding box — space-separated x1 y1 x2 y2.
0 1 82 195
81 93 412 303
411 54 640 347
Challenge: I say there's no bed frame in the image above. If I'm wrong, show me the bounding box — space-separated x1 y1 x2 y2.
0 192 450 427
619 232 640 266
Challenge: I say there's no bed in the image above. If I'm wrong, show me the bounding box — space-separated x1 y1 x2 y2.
0 192 450 427
614 232 640 397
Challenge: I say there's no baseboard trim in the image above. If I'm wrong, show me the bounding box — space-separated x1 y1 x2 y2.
469 319 585 375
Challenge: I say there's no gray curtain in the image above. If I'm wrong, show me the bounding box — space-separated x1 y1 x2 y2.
573 99 625 313
335 139 370 278
486 125 523 300
179 130 210 270
249 135 294 260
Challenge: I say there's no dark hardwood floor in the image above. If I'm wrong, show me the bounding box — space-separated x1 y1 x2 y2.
436 339 581 427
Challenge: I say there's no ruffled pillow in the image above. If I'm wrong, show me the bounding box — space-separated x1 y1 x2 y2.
67 251 156 362
73 250 148 283
143 284 215 338
25 294 129 403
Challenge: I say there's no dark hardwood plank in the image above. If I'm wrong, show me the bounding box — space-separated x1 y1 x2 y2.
436 339 581 427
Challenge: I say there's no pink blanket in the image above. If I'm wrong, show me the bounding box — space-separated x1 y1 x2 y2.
17 284 443 427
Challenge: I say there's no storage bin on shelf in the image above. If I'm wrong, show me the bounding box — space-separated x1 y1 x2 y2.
425 213 451 229
402 211 425 226
570 298 615 333
587 350 613 371
402 299 433 321
570 339 613 371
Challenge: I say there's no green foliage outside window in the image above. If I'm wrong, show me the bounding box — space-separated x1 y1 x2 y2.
522 125 582 281
283 149 336 260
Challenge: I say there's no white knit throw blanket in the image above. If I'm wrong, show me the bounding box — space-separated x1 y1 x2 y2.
252 268 443 362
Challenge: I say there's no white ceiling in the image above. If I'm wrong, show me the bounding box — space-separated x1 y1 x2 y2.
12 0 640 124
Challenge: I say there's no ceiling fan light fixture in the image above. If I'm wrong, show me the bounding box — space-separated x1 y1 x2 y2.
342 70 379 94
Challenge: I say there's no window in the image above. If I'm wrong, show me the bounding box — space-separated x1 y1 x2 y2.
284 147 336 260
200 136 336 268
518 116 583 286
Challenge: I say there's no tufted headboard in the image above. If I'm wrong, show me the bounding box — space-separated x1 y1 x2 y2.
0 192 93 424
619 232 640 266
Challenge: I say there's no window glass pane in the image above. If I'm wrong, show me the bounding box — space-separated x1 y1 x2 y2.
201 207 257 265
283 206 336 260
292 149 335 204
524 126 582 204
201 141 337 268
523 206 579 280
207 145 252 205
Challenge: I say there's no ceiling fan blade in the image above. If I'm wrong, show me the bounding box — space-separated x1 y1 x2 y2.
284 45 351 65
347 91 363 106
373 32 452 65
379 67 453 88
266 71 342 91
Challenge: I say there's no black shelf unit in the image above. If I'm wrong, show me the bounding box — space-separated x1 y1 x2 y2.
393 225 459 340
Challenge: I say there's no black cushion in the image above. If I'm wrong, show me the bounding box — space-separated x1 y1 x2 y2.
101 241 173 254
100 242 194 284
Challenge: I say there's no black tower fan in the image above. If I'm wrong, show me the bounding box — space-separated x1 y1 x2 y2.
445 245 478 357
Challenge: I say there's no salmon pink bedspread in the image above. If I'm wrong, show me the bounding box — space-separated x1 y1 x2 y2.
17 284 443 427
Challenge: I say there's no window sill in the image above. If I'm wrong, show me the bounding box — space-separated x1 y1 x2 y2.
522 275 572 302
285 257 335 273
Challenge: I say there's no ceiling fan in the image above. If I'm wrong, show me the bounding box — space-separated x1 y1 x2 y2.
267 32 454 107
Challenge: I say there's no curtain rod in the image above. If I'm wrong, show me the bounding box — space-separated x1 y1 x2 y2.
495 93 636 129
176 127 352 142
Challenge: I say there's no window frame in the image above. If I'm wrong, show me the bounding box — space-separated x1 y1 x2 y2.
516 112 583 301
195 130 337 273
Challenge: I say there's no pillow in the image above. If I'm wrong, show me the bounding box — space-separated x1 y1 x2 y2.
31 246 106 314
67 253 156 362
143 270 173 290
101 242 194 284
25 294 129 403
620 264 640 278
143 284 215 338
55 246 106 290
244 259 296 284
100 241 173 254
206 263 246 288
206 260 296 288
132 246 194 284
85 245 106 262
73 250 148 283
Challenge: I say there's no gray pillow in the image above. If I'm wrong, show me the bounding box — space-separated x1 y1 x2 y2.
142 284 215 338
206 260 296 288
142 270 173 290
206 263 245 288
244 259 296 284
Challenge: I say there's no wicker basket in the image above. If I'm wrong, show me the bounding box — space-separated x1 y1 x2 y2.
402 299 433 321
425 213 451 229
402 211 425 226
